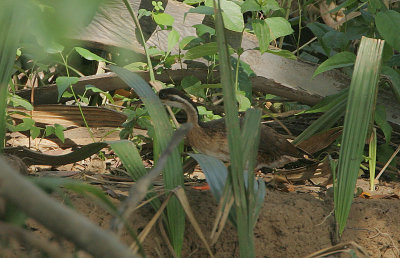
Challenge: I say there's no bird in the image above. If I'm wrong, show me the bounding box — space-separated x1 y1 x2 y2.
158 88 305 170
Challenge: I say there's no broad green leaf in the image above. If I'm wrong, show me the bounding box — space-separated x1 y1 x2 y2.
189 153 228 200
294 97 346 144
85 85 114 104
9 94 33 110
45 41 64 54
303 89 348 114
184 42 218 59
242 0 281 12
30 126 41 139
15 118 35 131
108 140 147 180
236 91 251 111
374 105 392 143
56 76 79 101
205 0 244 32
313 51 356 77
376 10 400 50
185 6 214 19
252 19 270 53
74 47 114 64
193 24 215 37
167 29 180 55
45 125 55 137
214 1 255 256
265 49 297 60
54 124 65 143
110 65 185 256
152 12 174 27
181 76 206 98
321 31 349 51
179 36 198 49
381 66 400 103
184 0 204 4
265 17 294 41
0 2 24 151
124 62 147 71
335 37 384 235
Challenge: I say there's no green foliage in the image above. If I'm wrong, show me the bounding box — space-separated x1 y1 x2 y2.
375 11 400 51
334 37 384 235
56 76 79 101
313 52 356 77
110 66 185 257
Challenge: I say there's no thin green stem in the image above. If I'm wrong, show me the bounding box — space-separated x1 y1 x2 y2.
59 53 95 142
122 0 155 82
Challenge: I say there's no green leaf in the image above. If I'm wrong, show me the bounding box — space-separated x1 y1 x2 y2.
193 24 215 37
54 124 65 143
304 89 348 114
335 37 384 235
179 36 198 50
321 31 349 51
265 49 297 60
110 65 185 256
374 105 392 143
265 17 294 41
123 62 147 71
181 76 206 98
45 125 55 137
252 19 270 53
205 0 244 32
184 42 218 59
152 12 174 27
377 143 397 167
368 128 377 191
74 47 114 64
167 29 180 56
189 154 228 200
376 10 400 51
186 5 214 17
313 51 356 77
56 76 79 101
138 9 151 19
30 126 41 139
15 118 35 131
9 94 33 110
381 66 400 103
241 0 262 12
85 85 114 104
108 140 147 180
236 91 251 112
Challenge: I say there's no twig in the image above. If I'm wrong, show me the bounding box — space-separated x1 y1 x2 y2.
375 144 400 181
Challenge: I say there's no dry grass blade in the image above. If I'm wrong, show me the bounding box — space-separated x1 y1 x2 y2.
304 241 369 258
210 192 234 245
131 193 173 252
375 143 400 181
173 187 215 258
111 123 192 233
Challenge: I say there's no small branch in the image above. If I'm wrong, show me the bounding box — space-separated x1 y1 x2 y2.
0 156 136 258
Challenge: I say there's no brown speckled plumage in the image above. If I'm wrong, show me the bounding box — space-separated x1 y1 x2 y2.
159 88 303 169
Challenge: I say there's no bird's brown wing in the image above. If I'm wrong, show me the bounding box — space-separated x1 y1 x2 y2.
258 124 304 159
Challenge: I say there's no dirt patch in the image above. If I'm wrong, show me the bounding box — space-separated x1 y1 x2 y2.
2 182 400 257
